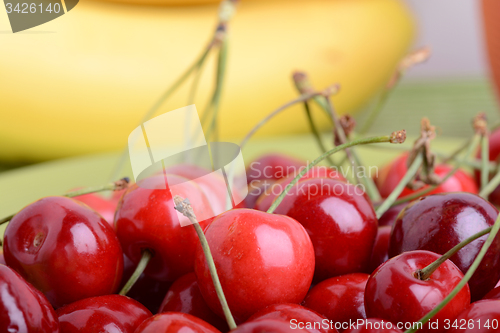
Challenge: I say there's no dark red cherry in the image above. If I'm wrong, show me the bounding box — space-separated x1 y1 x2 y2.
377 203 407 227
134 312 221 333
246 153 306 184
1 264 59 333
482 285 500 300
273 178 377 281
56 294 151 333
74 190 125 226
374 153 478 198
446 299 500 333
231 319 308 333
367 226 391 274
342 319 403 333
365 250 470 333
389 192 500 300
119 254 172 314
159 272 228 332
194 209 315 323
3 196 124 308
475 127 500 205
302 273 368 327
247 303 338 333
115 175 213 282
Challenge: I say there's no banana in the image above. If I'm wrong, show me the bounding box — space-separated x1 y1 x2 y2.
0 0 414 162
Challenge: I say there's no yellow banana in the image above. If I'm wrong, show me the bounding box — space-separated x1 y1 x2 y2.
0 0 414 162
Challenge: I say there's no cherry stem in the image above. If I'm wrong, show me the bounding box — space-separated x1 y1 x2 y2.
388 134 480 207
415 226 492 281
481 134 490 191
375 154 423 219
0 178 130 226
480 169 500 199
404 213 500 333
303 101 336 166
267 131 406 214
173 195 237 330
118 249 153 296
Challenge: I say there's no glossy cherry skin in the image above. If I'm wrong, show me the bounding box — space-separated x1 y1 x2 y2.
115 175 213 282
119 254 171 314
365 250 470 333
3 196 124 308
159 272 228 332
246 153 306 184
475 127 500 206
302 273 368 327
273 178 377 281
1 264 59 333
231 319 308 333
389 192 500 300
255 166 346 212
74 190 125 226
483 285 500 300
342 319 403 333
247 303 338 333
56 294 151 333
134 312 221 333
367 226 391 274
374 153 478 198
446 299 500 332
377 203 407 227
194 209 315 323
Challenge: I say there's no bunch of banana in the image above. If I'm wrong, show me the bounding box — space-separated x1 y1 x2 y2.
0 0 414 162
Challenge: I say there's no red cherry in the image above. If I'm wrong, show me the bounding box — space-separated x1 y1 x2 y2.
255 166 346 212
273 178 377 281
302 273 368 327
194 209 315 323
56 294 152 333
159 272 228 332
3 196 124 308
446 299 500 333
367 226 391 274
74 190 124 226
482 285 500 300
475 127 500 205
230 319 309 333
134 312 221 333
246 153 306 184
120 254 172 314
374 153 478 198
1 264 59 333
342 319 403 333
377 203 407 227
245 179 276 209
364 250 470 333
389 192 500 300
247 303 338 333
115 175 214 282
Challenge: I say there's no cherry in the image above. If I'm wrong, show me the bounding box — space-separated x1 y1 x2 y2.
56 294 152 333
115 175 214 282
230 319 308 333
1 264 59 333
247 303 338 333
475 127 500 205
74 190 124 226
134 312 221 333
364 250 470 333
482 285 500 300
377 203 407 227
245 179 276 209
367 226 391 274
159 272 228 332
374 153 478 198
272 178 377 281
120 254 172 314
302 273 368 328
194 209 315 323
389 192 500 300
246 153 306 184
446 299 500 332
3 196 124 308
342 319 403 333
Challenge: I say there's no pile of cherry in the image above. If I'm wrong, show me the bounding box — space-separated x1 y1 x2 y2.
4 129 500 333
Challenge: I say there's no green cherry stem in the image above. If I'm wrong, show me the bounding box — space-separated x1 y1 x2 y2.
267 131 407 214
0 178 130 226
375 154 423 219
118 249 153 296
404 213 500 333
173 195 237 330
481 134 490 191
303 101 336 166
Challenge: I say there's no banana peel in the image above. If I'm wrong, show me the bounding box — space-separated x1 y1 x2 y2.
0 0 415 162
